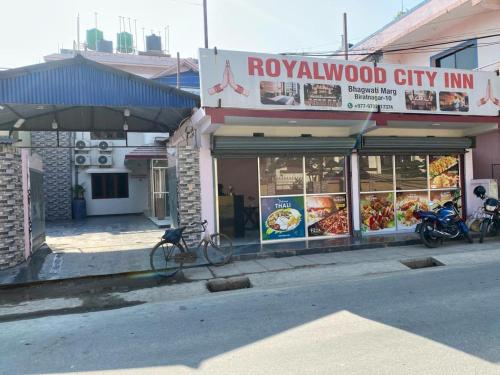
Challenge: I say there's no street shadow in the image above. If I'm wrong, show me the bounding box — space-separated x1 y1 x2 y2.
4 255 500 373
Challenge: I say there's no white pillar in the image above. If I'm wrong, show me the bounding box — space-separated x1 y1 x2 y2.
464 148 475 217
199 133 216 233
350 152 361 234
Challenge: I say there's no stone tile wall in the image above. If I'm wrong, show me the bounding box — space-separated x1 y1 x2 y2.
177 145 202 245
31 132 73 221
0 140 25 269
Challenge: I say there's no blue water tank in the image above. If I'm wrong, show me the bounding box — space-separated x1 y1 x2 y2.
146 34 162 52
97 39 113 53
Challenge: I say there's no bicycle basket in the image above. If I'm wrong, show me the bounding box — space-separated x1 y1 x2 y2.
162 228 183 244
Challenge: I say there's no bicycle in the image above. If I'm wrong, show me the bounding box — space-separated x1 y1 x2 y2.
149 220 233 277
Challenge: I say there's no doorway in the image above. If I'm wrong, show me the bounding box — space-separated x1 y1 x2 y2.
216 157 260 245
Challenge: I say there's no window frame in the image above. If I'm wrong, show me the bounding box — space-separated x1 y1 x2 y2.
430 39 478 69
91 173 129 199
90 131 127 140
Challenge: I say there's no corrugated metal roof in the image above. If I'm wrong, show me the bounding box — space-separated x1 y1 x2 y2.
153 70 200 89
0 55 199 108
125 145 167 160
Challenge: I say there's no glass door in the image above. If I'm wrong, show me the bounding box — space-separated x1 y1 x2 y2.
151 159 169 220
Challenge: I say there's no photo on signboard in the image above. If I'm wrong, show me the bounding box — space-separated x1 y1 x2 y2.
405 90 437 111
439 91 469 112
306 195 349 236
260 81 301 106
396 191 429 228
304 84 342 107
360 192 395 232
261 196 306 241
429 155 460 189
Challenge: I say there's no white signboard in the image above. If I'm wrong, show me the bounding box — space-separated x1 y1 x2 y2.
199 48 499 116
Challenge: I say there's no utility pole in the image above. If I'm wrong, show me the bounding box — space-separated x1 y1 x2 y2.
343 12 348 60
203 0 208 48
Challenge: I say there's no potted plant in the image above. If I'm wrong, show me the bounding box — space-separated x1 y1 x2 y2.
72 184 87 220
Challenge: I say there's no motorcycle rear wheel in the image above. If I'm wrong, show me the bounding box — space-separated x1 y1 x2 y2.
479 218 497 243
419 222 442 248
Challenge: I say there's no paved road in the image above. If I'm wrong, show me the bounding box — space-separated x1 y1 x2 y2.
2 260 500 374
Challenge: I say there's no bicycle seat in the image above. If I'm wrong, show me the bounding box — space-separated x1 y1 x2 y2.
162 227 186 244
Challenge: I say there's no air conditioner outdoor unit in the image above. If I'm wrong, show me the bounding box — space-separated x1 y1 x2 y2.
96 154 113 166
97 140 113 152
74 154 91 166
74 139 90 151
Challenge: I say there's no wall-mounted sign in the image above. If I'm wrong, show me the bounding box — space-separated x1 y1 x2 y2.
199 48 499 116
261 196 305 241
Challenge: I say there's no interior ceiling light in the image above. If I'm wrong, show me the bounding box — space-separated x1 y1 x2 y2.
123 120 129 131
287 120 297 124
124 108 131 117
35 105 45 110
0 105 5 110
13 118 25 129
51 119 58 130
431 123 441 126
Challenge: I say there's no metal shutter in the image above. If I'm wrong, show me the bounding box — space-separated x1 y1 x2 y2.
212 136 356 156
359 137 474 155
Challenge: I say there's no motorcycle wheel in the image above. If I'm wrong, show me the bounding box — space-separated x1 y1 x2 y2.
464 231 473 244
419 222 442 248
479 218 492 244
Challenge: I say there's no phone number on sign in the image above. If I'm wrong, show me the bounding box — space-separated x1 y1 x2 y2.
351 103 394 110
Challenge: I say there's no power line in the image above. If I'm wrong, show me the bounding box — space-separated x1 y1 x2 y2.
282 32 500 57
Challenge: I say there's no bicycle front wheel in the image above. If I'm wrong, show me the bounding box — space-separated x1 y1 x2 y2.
150 240 184 277
204 233 233 266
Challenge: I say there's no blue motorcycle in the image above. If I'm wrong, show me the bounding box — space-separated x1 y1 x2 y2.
413 195 473 248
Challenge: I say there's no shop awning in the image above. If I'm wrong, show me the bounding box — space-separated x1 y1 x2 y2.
212 136 357 156
0 55 199 133
359 136 474 154
125 145 167 160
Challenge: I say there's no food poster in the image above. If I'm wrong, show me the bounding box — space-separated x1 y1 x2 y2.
429 155 460 189
360 193 395 232
261 196 305 241
307 195 349 236
396 191 429 228
430 190 461 213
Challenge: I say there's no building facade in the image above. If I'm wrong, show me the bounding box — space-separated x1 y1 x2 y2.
171 47 499 248
350 0 500 185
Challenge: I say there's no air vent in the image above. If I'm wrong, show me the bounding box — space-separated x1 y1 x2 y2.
74 154 90 166
98 140 113 152
96 155 112 166
75 140 90 151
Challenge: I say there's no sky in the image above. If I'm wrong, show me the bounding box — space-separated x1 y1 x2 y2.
0 0 423 69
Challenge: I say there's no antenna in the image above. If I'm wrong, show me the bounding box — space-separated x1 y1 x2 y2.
76 13 80 51
118 16 121 53
134 19 138 52
128 17 132 53
165 26 170 54
142 27 145 52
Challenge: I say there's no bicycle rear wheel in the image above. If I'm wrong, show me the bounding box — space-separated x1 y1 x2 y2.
150 240 184 277
204 233 233 266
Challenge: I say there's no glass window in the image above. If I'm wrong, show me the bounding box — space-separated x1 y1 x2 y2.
359 155 394 192
305 156 345 194
91 173 129 199
435 43 477 70
429 155 460 189
437 54 455 68
90 131 126 140
259 157 303 196
455 46 476 70
395 155 427 190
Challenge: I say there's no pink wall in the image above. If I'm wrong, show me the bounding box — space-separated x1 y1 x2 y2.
217 158 259 206
473 129 500 181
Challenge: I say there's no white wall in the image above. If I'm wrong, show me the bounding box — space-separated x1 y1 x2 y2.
75 132 153 216
380 10 500 70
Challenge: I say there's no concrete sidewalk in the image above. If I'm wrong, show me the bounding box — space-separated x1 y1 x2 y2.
1 239 500 322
